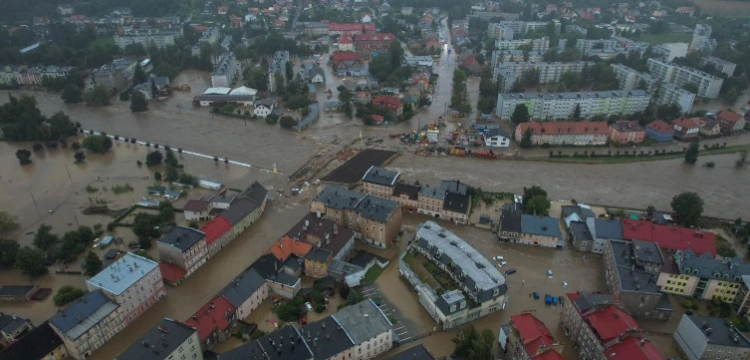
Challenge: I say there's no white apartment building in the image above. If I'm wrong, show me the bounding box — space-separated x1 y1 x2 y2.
496 90 651 121
647 58 723 99
701 56 736 77
211 52 240 88
116 318 202 360
492 20 559 35
487 23 514 41
494 61 587 91
114 28 181 49
494 37 550 52
86 252 167 325
612 64 695 113
490 50 545 68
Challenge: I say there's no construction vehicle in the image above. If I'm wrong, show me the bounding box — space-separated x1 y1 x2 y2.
450 146 467 157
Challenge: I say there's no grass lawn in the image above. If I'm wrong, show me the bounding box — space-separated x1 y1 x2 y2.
362 265 385 282
640 33 692 45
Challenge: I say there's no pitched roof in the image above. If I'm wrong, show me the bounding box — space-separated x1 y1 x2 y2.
158 226 206 252
372 95 403 111
585 305 640 343
86 252 160 295
200 217 232 246
314 186 399 222
502 209 523 233
718 110 742 123
444 192 470 214
49 290 119 340
220 198 260 226
362 166 400 186
521 215 562 238
332 299 392 344
185 296 236 344
354 33 395 42
383 344 435 360
338 35 353 44
671 117 700 129
243 181 268 206
646 120 673 134
159 263 187 283
517 121 609 136
610 120 645 133
116 319 197 360
606 335 665 360
622 220 716 256
268 236 313 262
183 199 210 212
284 213 355 258
393 182 421 200
511 313 558 356
219 268 267 308
253 325 313 360
300 317 354 359
0 322 63 360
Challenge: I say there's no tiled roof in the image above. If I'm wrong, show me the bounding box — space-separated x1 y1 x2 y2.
200 217 232 246
534 349 566 360
610 120 644 133
331 51 362 63
159 263 187 283
606 336 665 360
185 296 236 344
511 313 557 356
183 199 209 212
718 110 742 123
338 35 353 44
622 220 716 256
646 120 673 134
329 23 365 31
267 236 313 262
671 117 700 130
585 305 640 343
284 213 354 258
372 95 402 111
517 121 609 136
354 33 395 42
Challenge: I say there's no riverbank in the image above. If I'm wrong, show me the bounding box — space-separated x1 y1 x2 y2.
529 144 750 164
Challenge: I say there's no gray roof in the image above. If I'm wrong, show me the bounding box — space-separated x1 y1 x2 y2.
570 221 593 242
218 339 266 359
393 182 420 200
608 240 662 294
439 180 468 195
220 198 260 225
158 226 206 252
589 218 624 240
315 186 398 222
684 315 750 348
49 290 119 340
0 322 63 360
572 293 618 314
333 299 392 344
305 247 332 262
416 221 507 301
675 250 750 281
0 313 30 334
419 186 445 200
116 319 197 360
300 317 355 359
362 166 400 186
256 325 314 360
501 209 522 233
520 215 562 238
632 240 663 265
297 102 320 129
243 181 268 206
562 205 595 220
355 196 400 222
0 285 36 297
219 268 267 308
384 344 435 360
444 192 470 214
485 128 510 139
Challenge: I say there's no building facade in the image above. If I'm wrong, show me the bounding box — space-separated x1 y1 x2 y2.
114 28 181 49
657 250 749 303
609 120 645 144
157 226 208 279
497 90 651 121
211 52 240 88
116 318 202 360
506 313 565 360
647 58 723 99
494 61 586 91
674 314 750 360
514 121 609 147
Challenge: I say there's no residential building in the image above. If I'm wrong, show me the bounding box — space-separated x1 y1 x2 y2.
92 58 137 92
16 65 75 86
490 50 546 66
494 38 550 52
717 110 746 133
622 220 716 255
514 213 564 248
609 120 645 144
250 253 301 299
287 213 356 278
268 50 290 92
116 318 202 360
561 205 596 229
362 166 400 198
559 292 665 360
674 315 750 360
697 119 721 137
218 268 268 320
0 322 67 360
506 313 565 360
383 344 435 360
487 23 514 41
570 218 623 254
0 313 32 343
604 240 673 319
354 33 395 55
392 182 421 211
493 61 586 91
497 90 651 121
416 180 471 224
185 296 237 351
219 325 312 360
483 128 511 147
211 52 240 87
114 28 181 49
645 120 674 142
701 56 736 77
49 290 126 360
86 252 166 325
330 299 392 359
253 98 276 118
0 285 38 302
372 95 403 116
403 55 434 68
312 186 402 249
647 58 723 99
514 121 609 147
499 207 522 241
337 35 354 51
402 222 508 330
672 117 700 140
689 24 712 51
328 23 375 36
221 181 268 238
658 250 749 304
157 226 208 279
304 63 325 85
200 216 233 258
300 316 354 359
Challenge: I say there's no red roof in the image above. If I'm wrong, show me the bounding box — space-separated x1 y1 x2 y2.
332 51 361 63
354 33 395 42
518 121 609 136
453 27 469 38
585 305 640 343
371 115 384 124
329 23 364 31
610 120 644 133
192 25 209 32
372 95 403 111
267 236 312 262
671 117 700 130
646 120 673 134
363 23 376 32
160 263 187 283
511 314 559 357
718 110 742 123
200 217 232 246
185 296 236 343
622 219 716 256
534 349 567 360
338 35 353 44
606 336 665 360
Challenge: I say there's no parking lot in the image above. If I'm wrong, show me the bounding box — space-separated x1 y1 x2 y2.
359 284 424 343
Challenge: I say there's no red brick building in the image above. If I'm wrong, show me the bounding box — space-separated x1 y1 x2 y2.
354 33 395 54
372 95 403 116
717 110 746 133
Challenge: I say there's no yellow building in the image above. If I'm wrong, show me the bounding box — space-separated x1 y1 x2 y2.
658 250 749 304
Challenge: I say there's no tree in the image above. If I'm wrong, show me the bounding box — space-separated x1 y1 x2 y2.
520 128 533 148
17 246 48 278
477 97 495 114
61 84 83 103
285 61 294 82
683 83 699 94
165 147 179 168
265 113 279 125
0 238 19 268
523 186 548 207
84 84 110 106
671 192 704 227
452 325 495 360
736 151 748 168
15 149 31 165
527 195 552 215
33 224 59 252
74 151 86 163
83 251 103 276
165 165 179 182
572 103 581 121
82 135 113 153
243 66 268 92
389 40 405 69
0 212 19 233
130 91 148 112
134 62 148 84
274 73 286 95
146 151 163 166
646 205 656 217
280 115 298 129
684 141 699 164
511 104 530 124
53 286 87 307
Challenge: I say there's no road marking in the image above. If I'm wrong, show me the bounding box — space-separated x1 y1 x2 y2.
394 326 406 331
399 336 413 341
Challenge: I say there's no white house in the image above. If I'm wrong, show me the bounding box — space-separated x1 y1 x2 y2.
483 129 511 148
361 14 372 23
253 99 276 118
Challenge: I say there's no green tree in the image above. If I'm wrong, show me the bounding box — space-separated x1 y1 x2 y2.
165 165 179 182
83 251 103 276
158 201 175 223
17 246 48 278
0 212 19 234
527 195 552 215
84 84 111 106
684 141 699 165
243 66 268 92
53 286 87 307
523 185 548 207
274 73 286 95
33 224 59 252
265 113 279 125
452 325 495 360
133 63 148 84
146 151 163 166
280 115 298 129
520 128 533 148
164 147 179 168
511 104 530 124
61 84 83 103
82 135 113 153
389 40 405 69
477 97 495 114
0 238 19 268
15 149 31 165
130 91 148 112
671 192 704 227
285 61 294 82
572 103 581 121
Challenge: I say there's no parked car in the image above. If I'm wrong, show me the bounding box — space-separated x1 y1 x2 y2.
552 296 559 306
558 296 565 306
505 268 517 275
533 291 540 300
497 261 508 267
562 281 568 288
493 256 504 261
547 269 553 278
544 294 553 305
305 302 313 312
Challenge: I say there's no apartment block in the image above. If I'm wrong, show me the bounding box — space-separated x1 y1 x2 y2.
674 315 750 360
494 61 587 91
611 64 695 113
211 52 240 88
657 250 748 304
400 221 508 330
362 166 400 198
185 296 237 351
513 121 609 147
495 37 550 52
499 208 563 248
734 276 750 323
116 318 202 360
701 56 736 77
487 23 514 41
86 252 166 325
647 58 723 99
490 50 546 67
497 90 651 121
504 313 565 360
157 226 208 279
492 20 559 35
114 28 181 49
268 50 290 92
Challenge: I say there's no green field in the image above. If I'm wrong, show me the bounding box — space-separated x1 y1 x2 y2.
640 33 692 45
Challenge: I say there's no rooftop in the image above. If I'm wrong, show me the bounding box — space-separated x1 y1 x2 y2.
183 199 209 212
501 89 649 101
684 315 750 348
647 120 673 134
586 304 640 343
87 252 160 295
0 285 36 297
393 182 421 200
116 318 197 360
589 218 624 240
0 322 63 360
158 226 206 253
220 198 260 226
256 325 313 360
315 186 399 223
444 192 470 214
268 236 313 263
200 216 233 246
675 250 750 281
419 186 446 200
185 296 236 344
49 290 120 340
605 336 665 360
521 215 562 238
511 313 558 356
159 263 187 284
517 121 610 137
219 268 267 309
622 220 716 256
608 240 663 295
501 208 523 233
383 344 435 359
362 166 400 187
332 299 391 344
0 313 30 334
285 213 355 257
570 221 593 242
300 316 354 359
567 292 619 314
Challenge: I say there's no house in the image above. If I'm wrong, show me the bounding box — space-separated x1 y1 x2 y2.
184 296 237 351
306 64 326 84
354 33 396 54
86 252 166 325
0 322 68 360
355 91 372 104
331 52 368 76
228 14 243 29
370 114 384 125
218 268 268 320
372 95 403 116
218 325 311 359
717 110 745 133
603 240 673 319
253 98 276 118
570 218 623 253
609 120 645 144
267 236 313 263
674 315 750 360
622 219 716 256
338 35 354 51
499 208 523 241
505 313 565 360
362 166 400 198
459 54 482 75
672 117 700 140
0 285 38 302
295 102 320 130
0 313 33 343
330 299 394 358
217 6 228 14
519 214 563 248
361 14 372 23
250 254 301 299
697 119 721 137
300 316 355 359
157 226 208 279
115 318 202 360
200 216 233 258
646 120 674 142
514 121 609 146
561 205 595 228
49 291 125 360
